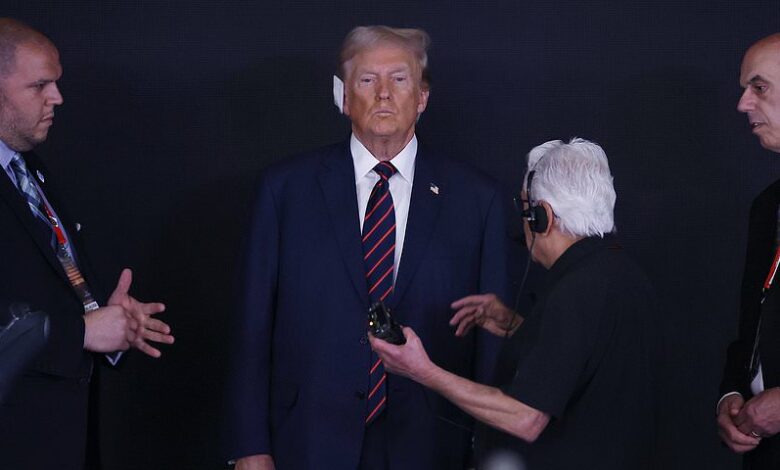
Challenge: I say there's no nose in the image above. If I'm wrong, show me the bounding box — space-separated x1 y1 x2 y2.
48 83 64 106
375 77 391 101
737 88 754 113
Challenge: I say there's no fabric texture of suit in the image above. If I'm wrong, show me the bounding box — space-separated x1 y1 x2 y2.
721 179 780 468
225 140 512 469
0 151 102 470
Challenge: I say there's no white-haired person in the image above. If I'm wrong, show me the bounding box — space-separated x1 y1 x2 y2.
371 138 656 470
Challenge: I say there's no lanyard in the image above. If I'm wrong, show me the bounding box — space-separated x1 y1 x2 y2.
34 186 99 313
764 248 780 292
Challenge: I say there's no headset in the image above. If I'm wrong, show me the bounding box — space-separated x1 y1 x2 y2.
514 169 548 234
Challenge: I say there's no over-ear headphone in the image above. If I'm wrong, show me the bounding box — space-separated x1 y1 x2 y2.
517 169 548 233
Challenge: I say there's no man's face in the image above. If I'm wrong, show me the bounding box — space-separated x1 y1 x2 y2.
737 40 780 153
343 44 429 146
0 42 63 152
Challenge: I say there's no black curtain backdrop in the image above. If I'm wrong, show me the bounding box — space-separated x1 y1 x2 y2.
5 1 780 468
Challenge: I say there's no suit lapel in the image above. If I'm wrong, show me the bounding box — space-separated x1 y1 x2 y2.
0 159 70 283
389 148 442 309
317 143 370 307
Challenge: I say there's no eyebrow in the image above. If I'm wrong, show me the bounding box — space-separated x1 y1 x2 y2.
745 75 767 85
358 64 412 74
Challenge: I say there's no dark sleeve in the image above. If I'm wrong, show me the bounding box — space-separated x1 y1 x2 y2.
503 282 603 418
223 173 279 460
33 304 87 376
720 184 779 396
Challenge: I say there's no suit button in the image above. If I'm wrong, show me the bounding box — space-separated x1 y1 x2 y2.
355 391 366 400
359 335 368 344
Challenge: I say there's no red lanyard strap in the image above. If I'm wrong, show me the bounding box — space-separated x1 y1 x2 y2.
763 248 780 291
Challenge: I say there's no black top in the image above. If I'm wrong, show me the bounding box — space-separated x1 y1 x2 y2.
478 236 656 470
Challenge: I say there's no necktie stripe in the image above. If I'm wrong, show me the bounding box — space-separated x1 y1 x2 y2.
368 373 387 399
363 224 396 260
362 161 397 425
368 266 394 294
365 245 395 277
364 190 389 220
362 204 394 242
379 285 393 302
365 397 387 424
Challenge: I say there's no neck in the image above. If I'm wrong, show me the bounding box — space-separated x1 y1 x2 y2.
537 230 583 269
354 130 414 161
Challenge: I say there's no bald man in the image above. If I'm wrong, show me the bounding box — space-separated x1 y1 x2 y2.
718 33 780 469
0 18 173 469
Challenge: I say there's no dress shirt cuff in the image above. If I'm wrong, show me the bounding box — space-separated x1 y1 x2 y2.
716 391 743 415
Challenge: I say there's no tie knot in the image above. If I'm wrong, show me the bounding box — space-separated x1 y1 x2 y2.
9 153 25 171
8 153 31 180
373 161 397 181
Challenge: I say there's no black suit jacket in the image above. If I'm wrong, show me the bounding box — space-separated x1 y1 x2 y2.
0 152 102 470
721 179 780 468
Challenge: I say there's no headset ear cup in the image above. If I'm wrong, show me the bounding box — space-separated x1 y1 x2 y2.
532 206 548 233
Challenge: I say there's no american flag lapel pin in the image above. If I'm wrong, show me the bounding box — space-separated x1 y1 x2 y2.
429 183 439 195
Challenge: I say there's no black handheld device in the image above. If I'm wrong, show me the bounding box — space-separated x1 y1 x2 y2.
368 302 406 345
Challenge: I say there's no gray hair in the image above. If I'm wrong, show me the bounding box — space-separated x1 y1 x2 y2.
524 138 616 238
0 18 53 79
339 25 431 89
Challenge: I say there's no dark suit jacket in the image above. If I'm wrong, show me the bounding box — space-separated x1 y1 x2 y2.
225 141 512 469
721 179 780 468
0 152 101 470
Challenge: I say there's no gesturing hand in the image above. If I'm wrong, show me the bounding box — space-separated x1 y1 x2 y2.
449 293 522 338
107 268 174 358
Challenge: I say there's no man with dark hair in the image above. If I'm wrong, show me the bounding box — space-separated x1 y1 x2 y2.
719 32 780 469
0 18 174 469
225 25 511 469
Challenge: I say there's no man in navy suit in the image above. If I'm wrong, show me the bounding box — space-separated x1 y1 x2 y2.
226 25 512 469
0 18 174 469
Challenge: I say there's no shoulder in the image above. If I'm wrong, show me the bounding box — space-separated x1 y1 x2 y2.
750 178 780 214
552 242 654 302
258 141 349 181
421 148 501 192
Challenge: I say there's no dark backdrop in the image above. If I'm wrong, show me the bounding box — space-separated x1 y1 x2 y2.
5 1 780 469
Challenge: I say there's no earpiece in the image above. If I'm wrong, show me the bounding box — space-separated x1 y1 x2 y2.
522 170 548 233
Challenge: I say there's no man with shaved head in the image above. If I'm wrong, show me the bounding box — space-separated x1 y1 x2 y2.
719 33 780 469
0 18 173 469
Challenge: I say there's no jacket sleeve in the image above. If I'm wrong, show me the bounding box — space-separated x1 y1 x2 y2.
224 172 279 460
720 187 778 397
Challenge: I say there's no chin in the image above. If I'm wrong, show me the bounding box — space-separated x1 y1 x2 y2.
760 137 780 153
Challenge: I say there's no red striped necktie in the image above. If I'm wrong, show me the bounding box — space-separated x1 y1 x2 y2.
362 161 397 425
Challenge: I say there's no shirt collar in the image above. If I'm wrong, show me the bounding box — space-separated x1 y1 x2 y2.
350 133 417 183
0 139 19 173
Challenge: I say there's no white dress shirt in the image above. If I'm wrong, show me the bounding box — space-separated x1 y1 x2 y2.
351 133 416 282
